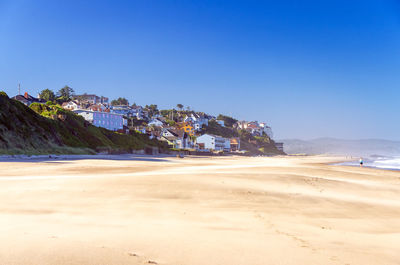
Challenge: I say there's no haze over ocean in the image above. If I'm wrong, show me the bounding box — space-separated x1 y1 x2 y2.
1 0 399 140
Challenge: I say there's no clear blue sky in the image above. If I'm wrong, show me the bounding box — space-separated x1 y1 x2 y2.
1 0 399 140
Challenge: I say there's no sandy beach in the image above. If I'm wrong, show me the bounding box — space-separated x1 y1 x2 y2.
0 155 399 265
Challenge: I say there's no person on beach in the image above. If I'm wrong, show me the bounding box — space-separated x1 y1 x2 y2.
359 158 363 167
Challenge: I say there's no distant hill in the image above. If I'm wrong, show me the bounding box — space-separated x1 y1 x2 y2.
280 138 400 157
0 92 165 155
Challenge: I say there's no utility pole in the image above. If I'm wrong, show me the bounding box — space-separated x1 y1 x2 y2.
18 83 21 95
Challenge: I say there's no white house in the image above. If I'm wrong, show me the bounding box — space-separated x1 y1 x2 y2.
61 101 79 111
148 118 164 127
73 110 124 131
196 134 229 151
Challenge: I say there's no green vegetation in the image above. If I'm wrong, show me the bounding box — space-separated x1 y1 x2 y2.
39 89 56 102
111 97 129 106
165 119 176 126
0 92 166 155
216 114 238 128
56 86 75 103
203 120 238 138
144 104 159 117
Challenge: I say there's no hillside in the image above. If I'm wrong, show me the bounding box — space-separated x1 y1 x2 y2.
0 92 165 155
281 138 400 157
204 120 284 155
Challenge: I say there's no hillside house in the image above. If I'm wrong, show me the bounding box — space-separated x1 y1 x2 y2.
111 105 132 116
61 101 79 111
160 129 179 148
74 94 109 105
179 122 195 136
148 118 164 127
12 92 45 106
88 104 109 112
73 110 125 131
159 128 193 149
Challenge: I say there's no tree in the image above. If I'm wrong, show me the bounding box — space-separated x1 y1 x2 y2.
177 104 183 111
216 114 238 128
111 97 129 106
57 86 74 102
39 89 55 102
145 104 158 117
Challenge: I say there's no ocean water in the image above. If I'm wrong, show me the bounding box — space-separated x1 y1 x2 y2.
340 156 400 170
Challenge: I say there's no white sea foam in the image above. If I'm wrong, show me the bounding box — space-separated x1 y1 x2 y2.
339 156 400 170
371 157 400 170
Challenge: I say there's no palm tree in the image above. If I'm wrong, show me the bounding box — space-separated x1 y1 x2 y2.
177 104 183 111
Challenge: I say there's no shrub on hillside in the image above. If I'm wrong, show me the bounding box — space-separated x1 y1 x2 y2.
30 102 47 114
203 120 238 138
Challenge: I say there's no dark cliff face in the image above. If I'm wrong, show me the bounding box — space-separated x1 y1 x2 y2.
0 93 62 150
0 92 164 154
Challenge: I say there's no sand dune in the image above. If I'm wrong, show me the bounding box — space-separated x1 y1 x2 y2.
0 155 399 265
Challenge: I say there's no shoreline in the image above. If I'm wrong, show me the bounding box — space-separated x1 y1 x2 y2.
3 153 399 173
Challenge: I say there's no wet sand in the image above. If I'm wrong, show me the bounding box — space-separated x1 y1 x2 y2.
0 155 399 265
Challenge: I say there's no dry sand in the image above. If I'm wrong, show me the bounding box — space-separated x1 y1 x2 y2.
0 155 399 265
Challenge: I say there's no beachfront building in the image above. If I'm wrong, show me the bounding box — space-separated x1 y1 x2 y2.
196 134 230 151
230 138 240 151
275 142 284 152
73 110 125 131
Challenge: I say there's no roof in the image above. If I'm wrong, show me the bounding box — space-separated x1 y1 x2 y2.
161 135 178 141
12 95 29 101
198 133 227 139
162 128 179 137
75 94 99 98
62 100 79 106
247 124 258 129
12 94 45 104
